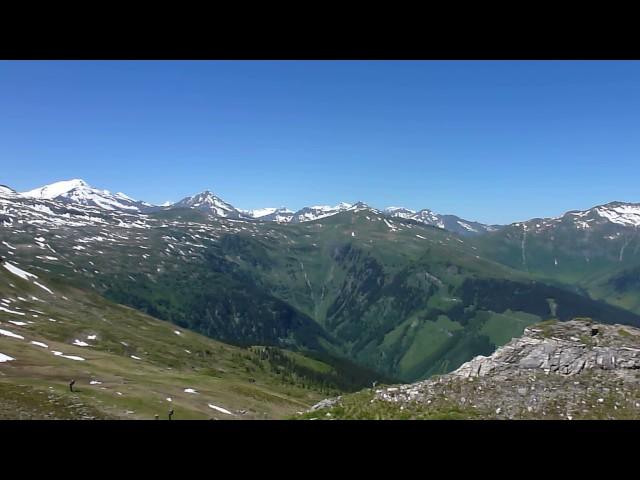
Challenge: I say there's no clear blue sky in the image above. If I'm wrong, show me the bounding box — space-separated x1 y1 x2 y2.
1 60 639 224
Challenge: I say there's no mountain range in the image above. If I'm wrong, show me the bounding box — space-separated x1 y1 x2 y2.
2 178 640 418
10 179 499 235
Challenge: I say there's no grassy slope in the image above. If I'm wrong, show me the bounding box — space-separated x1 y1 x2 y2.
296 376 640 420
0 263 381 419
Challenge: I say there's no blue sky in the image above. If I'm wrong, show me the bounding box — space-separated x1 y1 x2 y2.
1 60 639 224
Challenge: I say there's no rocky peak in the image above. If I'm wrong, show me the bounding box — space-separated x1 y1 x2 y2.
384 207 415 219
171 190 247 218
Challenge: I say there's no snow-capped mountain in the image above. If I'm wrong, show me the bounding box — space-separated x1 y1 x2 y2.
242 201 378 224
242 207 294 223
287 202 379 223
348 201 379 214
513 201 640 233
384 207 415 219
477 201 640 288
289 202 355 223
170 190 249 219
436 214 500 236
14 179 499 233
0 185 19 198
23 179 91 200
22 179 151 213
410 209 447 228
385 206 499 236
592 202 640 227
29 179 640 238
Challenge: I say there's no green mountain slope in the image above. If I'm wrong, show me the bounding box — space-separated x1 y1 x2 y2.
187 211 640 381
0 261 385 419
471 204 640 314
4 195 640 385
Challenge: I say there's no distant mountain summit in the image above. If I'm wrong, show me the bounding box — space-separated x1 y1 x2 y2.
385 206 499 236
289 202 354 223
23 179 91 199
509 200 640 233
349 201 378 213
384 207 415 219
559 201 640 229
170 190 248 219
287 202 379 223
21 179 151 212
240 201 377 224
242 207 294 223
0 184 19 197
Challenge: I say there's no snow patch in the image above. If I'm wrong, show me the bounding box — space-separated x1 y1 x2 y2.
3 262 38 280
0 353 15 362
52 351 85 361
595 204 640 227
208 404 234 415
33 281 53 294
0 306 25 316
0 328 24 339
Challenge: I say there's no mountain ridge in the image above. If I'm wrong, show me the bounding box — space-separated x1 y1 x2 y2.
14 179 500 233
18 179 640 235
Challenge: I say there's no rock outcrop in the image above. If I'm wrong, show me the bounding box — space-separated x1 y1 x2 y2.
373 319 640 419
309 396 342 412
453 319 640 379
306 319 640 419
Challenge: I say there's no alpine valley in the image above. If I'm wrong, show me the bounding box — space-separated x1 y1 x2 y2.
2 179 640 419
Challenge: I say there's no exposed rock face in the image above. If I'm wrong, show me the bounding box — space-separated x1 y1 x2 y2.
309 396 342 412
453 319 640 379
372 319 640 419
306 319 640 419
